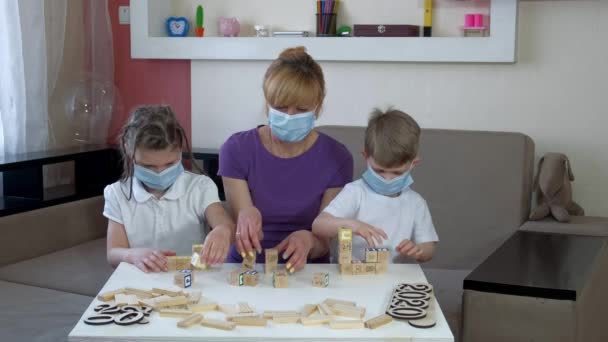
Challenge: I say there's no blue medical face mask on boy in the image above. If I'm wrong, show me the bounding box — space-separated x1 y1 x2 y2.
268 106 316 143
133 160 184 190
362 163 414 196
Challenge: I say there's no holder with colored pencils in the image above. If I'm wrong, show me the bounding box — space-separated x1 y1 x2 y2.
316 0 339 37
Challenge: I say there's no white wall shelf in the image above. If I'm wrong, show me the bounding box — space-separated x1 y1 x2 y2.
130 0 518 63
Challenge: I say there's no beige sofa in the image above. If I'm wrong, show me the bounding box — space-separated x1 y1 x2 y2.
1 126 605 341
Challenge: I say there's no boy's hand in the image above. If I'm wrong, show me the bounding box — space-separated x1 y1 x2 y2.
276 230 314 274
352 221 388 248
128 248 174 273
201 224 232 266
396 239 424 260
236 206 264 257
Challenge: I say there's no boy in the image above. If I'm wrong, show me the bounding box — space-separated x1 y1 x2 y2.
312 109 438 262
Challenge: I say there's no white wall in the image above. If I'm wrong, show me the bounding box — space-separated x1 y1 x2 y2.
191 1 608 216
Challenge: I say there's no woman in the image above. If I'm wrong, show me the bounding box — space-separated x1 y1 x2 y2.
219 47 353 273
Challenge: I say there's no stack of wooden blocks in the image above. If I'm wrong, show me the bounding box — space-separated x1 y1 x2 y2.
338 227 389 275
228 269 260 287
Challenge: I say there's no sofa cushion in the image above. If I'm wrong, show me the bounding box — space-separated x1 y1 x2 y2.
0 196 106 267
422 267 472 342
521 216 608 236
0 238 113 297
0 280 92 342
317 126 535 270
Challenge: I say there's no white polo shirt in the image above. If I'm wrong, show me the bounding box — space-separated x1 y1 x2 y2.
324 179 438 263
103 171 220 256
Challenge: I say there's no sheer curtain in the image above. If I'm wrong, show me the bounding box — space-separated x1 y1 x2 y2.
0 0 114 193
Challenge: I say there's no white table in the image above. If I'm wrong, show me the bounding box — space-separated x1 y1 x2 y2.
69 263 454 342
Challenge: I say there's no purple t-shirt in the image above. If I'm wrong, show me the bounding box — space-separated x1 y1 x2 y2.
219 127 353 263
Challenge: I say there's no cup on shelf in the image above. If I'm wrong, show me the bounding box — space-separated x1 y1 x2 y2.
316 13 337 37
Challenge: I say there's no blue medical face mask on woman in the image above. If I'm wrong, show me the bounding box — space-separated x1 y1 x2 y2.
362 163 414 196
133 159 184 190
268 106 316 143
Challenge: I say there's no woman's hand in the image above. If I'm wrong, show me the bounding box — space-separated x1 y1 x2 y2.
200 224 232 266
127 248 175 273
351 220 388 248
276 230 314 273
236 206 264 257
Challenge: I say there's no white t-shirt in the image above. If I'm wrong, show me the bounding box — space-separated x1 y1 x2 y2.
324 179 438 263
103 171 220 256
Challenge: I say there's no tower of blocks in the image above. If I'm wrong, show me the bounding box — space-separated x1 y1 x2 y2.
242 252 256 270
337 227 389 275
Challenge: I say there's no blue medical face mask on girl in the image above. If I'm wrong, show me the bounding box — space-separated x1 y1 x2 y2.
362 163 414 196
268 106 316 143
133 159 184 190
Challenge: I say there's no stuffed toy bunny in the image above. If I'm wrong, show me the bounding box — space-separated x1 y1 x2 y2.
529 153 585 222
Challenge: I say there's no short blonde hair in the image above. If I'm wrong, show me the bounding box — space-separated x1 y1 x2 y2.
365 108 421 168
263 47 325 116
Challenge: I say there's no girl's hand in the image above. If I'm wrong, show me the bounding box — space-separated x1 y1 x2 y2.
352 221 388 248
236 206 264 257
200 224 232 266
276 230 314 273
396 239 424 260
128 248 175 273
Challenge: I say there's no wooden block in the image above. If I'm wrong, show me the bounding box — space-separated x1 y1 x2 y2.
167 256 193 271
273 270 288 288
115 294 139 307
186 290 202 304
242 252 256 270
318 303 335 316
218 304 238 316
190 252 206 270
152 287 184 297
263 311 300 319
97 288 125 302
228 270 245 286
365 314 393 329
200 318 236 331
174 270 194 288
331 304 365 319
376 248 390 263
189 302 218 313
155 296 189 308
300 305 317 318
324 298 356 307
238 302 254 313
300 315 331 326
265 248 278 274
243 270 260 286
123 288 154 299
226 313 260 321
273 315 300 324
329 319 365 329
338 228 353 265
375 262 388 274
160 309 194 318
364 263 376 275
312 272 329 288
365 248 378 263
352 263 364 275
231 316 267 326
339 263 353 275
177 313 203 328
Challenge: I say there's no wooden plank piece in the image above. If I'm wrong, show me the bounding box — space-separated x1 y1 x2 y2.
324 298 356 307
273 316 300 324
114 294 139 307
200 318 236 331
300 305 317 318
152 288 183 297
365 314 393 329
97 288 125 302
300 315 331 326
177 313 203 328
230 316 267 326
159 309 194 318
155 296 189 308
189 302 218 313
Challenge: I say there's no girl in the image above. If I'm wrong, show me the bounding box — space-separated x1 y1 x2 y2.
105 106 235 273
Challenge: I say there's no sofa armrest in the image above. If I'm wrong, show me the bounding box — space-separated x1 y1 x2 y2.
521 216 608 237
